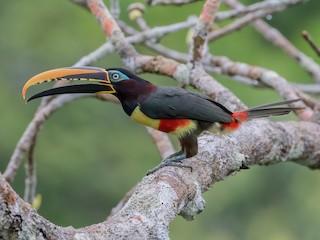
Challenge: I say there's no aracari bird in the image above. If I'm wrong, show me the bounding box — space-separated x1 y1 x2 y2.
22 67 301 174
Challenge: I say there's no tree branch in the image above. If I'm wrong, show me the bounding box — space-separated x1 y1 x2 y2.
302 30 320 57
2 0 320 238
4 94 88 182
208 0 304 42
224 0 320 83
1 120 320 238
146 0 197 6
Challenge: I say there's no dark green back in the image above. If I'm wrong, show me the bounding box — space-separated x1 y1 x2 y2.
139 86 233 123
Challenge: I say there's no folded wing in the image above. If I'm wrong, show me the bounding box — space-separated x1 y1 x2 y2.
139 86 233 123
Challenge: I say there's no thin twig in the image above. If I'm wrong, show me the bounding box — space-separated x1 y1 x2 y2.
224 0 320 83
217 0 301 21
146 0 197 6
208 0 304 42
69 0 88 9
110 0 120 19
23 133 37 204
293 88 320 110
206 55 313 120
292 83 320 94
4 94 89 182
302 30 320 57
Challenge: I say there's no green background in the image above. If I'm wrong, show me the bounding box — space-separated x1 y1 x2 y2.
1 0 320 239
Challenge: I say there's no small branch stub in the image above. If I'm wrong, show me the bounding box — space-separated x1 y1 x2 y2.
127 3 145 21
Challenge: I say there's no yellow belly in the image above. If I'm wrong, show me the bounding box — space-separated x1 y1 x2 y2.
130 106 197 137
130 106 160 130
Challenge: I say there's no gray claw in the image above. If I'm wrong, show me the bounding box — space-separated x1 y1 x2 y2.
147 162 192 175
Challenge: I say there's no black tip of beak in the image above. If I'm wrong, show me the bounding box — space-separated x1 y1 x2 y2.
27 84 115 102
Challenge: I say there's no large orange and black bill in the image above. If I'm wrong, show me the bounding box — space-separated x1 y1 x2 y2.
22 66 116 102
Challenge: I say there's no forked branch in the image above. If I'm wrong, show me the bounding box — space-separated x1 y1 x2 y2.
1 0 319 239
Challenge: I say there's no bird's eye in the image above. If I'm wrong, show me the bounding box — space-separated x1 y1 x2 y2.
112 73 120 80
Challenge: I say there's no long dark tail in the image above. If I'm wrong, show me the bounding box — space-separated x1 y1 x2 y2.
245 99 302 119
221 99 302 130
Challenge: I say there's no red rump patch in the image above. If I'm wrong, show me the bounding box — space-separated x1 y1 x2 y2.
158 119 191 133
221 111 248 131
232 111 248 122
221 121 240 131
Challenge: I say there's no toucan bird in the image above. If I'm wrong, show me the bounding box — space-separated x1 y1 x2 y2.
22 67 301 174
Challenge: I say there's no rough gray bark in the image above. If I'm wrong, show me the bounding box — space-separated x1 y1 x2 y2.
1 120 319 239
1 0 320 239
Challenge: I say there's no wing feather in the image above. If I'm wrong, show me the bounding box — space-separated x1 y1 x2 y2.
139 86 233 123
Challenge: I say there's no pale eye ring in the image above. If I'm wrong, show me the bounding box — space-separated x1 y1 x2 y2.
112 73 120 80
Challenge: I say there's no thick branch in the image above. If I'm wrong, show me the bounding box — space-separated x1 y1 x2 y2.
190 0 221 64
1 120 319 238
87 0 138 66
3 0 319 238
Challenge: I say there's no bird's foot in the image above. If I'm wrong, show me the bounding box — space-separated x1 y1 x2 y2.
146 152 193 175
240 161 250 170
162 150 184 162
163 151 186 163
147 162 192 175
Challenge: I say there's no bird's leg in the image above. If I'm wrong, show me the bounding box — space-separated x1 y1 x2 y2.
147 151 191 175
162 150 185 163
146 135 197 175
240 161 250 170
147 162 192 175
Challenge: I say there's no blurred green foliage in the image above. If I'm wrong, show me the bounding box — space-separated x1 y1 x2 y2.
1 0 320 239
